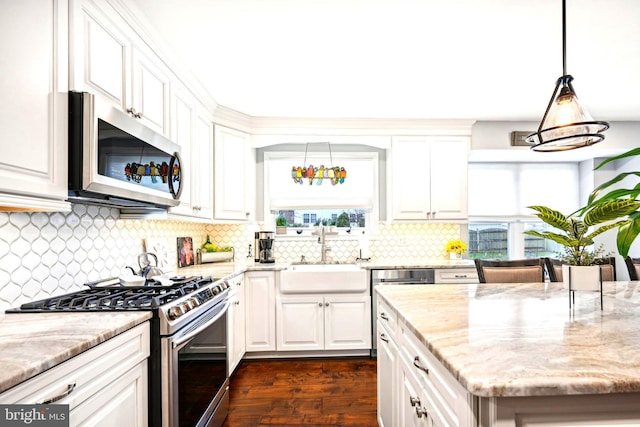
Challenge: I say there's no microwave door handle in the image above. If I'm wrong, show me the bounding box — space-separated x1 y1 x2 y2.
168 152 183 200
172 300 230 349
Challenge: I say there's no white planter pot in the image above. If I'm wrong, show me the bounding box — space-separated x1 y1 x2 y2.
562 265 601 291
276 226 287 235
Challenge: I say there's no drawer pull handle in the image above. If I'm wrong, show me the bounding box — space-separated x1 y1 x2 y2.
454 274 467 278
415 405 429 418
379 333 389 343
413 356 429 375
380 312 389 321
40 383 76 404
409 395 420 407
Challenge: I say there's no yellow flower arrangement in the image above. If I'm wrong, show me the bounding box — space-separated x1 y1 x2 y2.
445 239 468 254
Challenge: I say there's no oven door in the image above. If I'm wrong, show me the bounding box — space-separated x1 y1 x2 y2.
161 300 230 427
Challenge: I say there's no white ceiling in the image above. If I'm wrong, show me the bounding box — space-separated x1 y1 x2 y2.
129 0 640 122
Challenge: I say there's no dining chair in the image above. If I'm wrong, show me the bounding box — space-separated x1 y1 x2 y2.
474 259 546 284
544 257 616 282
624 257 640 280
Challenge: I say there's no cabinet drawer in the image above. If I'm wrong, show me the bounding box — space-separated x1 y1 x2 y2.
434 268 478 284
377 297 397 338
400 323 471 427
0 323 150 407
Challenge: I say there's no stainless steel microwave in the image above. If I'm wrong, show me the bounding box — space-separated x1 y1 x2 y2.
68 91 183 209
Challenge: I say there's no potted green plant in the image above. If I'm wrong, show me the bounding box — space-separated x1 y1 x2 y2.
276 215 288 235
579 147 640 258
524 200 640 289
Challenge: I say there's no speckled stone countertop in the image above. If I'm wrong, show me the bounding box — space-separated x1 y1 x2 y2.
178 258 475 276
376 281 640 398
0 311 151 395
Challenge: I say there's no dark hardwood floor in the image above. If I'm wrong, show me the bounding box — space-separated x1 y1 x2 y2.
222 357 378 427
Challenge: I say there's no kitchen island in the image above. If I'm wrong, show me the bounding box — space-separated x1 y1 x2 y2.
376 281 640 426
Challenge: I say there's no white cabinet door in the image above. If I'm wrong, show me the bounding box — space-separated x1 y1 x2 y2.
71 0 131 110
214 125 250 220
0 0 70 210
391 136 468 220
131 47 171 136
429 138 468 220
377 320 399 427
245 271 276 352
391 137 432 220
227 274 246 375
398 357 432 427
169 87 213 221
192 108 214 220
71 362 147 427
277 296 324 351
324 296 371 350
169 85 194 216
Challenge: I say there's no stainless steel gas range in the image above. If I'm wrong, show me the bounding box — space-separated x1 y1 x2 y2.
7 276 231 427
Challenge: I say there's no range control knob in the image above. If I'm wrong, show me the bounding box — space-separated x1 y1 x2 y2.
168 305 184 320
180 301 192 314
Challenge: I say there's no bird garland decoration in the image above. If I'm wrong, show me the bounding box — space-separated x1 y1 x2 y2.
291 164 347 185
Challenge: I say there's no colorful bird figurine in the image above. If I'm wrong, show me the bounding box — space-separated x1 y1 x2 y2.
296 166 303 184
315 165 324 185
306 165 315 185
339 167 347 184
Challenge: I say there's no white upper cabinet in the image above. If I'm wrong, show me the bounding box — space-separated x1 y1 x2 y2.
168 84 195 217
169 84 214 221
0 0 70 210
70 0 171 136
70 0 131 109
214 125 253 221
192 108 214 220
391 136 468 220
131 47 171 135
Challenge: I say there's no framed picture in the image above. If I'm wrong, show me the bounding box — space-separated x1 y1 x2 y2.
177 236 195 268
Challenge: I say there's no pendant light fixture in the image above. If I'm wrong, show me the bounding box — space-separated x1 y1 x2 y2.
526 0 609 152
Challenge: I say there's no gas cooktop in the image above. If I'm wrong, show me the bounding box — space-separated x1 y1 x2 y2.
6 276 223 313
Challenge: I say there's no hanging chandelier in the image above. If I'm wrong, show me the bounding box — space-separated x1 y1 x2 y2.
291 142 347 185
526 0 609 152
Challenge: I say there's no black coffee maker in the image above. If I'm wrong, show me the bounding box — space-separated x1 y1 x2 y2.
258 231 275 263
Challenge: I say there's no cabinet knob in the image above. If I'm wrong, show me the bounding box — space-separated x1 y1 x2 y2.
325 302 329 307
318 302 323 307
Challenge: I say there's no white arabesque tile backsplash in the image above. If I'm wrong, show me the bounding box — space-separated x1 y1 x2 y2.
0 204 461 311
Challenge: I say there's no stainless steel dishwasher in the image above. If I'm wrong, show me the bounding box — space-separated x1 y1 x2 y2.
371 268 435 355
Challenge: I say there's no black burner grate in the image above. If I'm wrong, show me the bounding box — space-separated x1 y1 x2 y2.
7 276 215 312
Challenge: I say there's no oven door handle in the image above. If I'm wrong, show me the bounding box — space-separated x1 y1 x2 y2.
172 300 230 349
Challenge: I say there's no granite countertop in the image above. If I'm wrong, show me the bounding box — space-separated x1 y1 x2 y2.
376 281 640 398
0 311 151 395
179 258 475 277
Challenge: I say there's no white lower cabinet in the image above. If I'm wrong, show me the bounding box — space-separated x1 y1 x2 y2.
377 319 399 427
277 295 371 351
244 271 277 352
227 273 246 375
399 354 433 427
0 323 150 427
400 321 475 427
